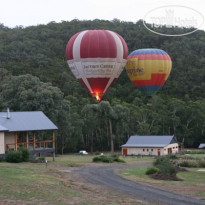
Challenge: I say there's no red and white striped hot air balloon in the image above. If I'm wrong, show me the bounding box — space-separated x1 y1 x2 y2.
66 30 128 101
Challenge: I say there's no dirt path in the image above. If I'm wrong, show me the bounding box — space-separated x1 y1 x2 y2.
76 163 205 205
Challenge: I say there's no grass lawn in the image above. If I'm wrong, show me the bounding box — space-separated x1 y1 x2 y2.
0 165 82 205
0 154 145 205
119 166 205 200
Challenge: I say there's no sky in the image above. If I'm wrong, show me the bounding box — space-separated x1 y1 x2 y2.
0 0 204 31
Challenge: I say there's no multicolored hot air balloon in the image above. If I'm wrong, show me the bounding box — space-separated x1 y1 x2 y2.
126 49 172 96
66 30 128 101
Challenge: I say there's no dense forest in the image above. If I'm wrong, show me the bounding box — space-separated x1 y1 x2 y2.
0 19 205 153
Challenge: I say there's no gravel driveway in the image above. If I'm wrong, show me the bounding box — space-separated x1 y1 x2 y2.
76 163 205 205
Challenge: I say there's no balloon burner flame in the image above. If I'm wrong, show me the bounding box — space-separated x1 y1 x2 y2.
96 95 100 101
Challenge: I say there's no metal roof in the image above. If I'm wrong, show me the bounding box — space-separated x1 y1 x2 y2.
199 144 205 149
0 111 58 132
121 135 176 148
0 125 8 131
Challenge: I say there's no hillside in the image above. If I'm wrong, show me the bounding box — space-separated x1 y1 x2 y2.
0 20 205 152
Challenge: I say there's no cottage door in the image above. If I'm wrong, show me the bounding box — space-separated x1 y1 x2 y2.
168 148 172 154
123 148 127 155
157 149 161 156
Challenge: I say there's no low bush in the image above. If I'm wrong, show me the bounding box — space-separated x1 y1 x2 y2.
153 156 177 177
153 156 167 166
93 155 125 163
146 167 159 175
93 156 112 163
198 160 205 168
18 147 30 162
38 157 45 161
157 160 177 177
179 160 205 168
93 156 103 162
5 148 30 163
113 156 125 163
29 154 36 160
102 157 113 163
184 150 205 154
0 156 3 162
167 154 178 160
5 151 23 163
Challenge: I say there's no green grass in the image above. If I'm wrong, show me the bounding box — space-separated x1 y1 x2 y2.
46 154 94 166
0 166 81 205
177 168 205 185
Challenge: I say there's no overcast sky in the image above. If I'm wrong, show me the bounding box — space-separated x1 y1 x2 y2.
0 0 204 31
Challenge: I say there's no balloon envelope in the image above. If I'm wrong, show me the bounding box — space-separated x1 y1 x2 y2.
66 30 128 101
126 48 172 96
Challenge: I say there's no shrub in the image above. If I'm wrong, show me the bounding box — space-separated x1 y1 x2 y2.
157 160 177 177
18 147 30 162
93 156 112 163
146 167 159 175
5 151 23 163
113 157 125 163
93 155 126 163
167 154 178 160
184 150 205 154
102 157 113 163
29 154 36 160
153 156 177 177
198 160 205 168
0 156 3 162
153 156 167 166
179 160 198 168
38 157 45 161
93 156 103 162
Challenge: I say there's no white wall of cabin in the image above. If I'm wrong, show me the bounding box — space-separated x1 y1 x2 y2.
0 132 5 154
163 143 179 155
5 132 15 150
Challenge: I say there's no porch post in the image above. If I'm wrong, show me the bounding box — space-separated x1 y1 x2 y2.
52 130 55 161
33 132 36 150
52 130 55 149
26 132 29 148
15 132 17 151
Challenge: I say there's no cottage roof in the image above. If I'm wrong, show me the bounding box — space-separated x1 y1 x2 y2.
0 111 58 132
121 135 176 148
199 144 205 149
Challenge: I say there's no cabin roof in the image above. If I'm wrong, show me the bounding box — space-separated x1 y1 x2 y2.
121 135 177 148
0 111 58 132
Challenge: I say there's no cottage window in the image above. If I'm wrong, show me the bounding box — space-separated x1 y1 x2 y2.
151 149 153 151
147 149 149 151
164 149 166 151
143 149 145 151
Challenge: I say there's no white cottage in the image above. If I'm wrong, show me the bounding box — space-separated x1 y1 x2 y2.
121 135 179 156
